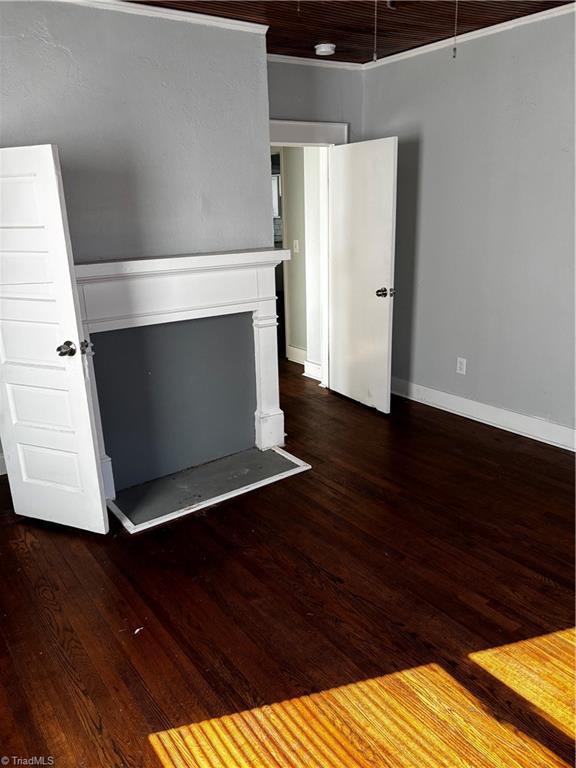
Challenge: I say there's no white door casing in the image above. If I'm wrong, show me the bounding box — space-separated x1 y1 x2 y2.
328 137 398 412
0 145 108 533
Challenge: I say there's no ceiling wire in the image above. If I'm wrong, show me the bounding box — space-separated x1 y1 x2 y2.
373 0 378 62
452 0 459 58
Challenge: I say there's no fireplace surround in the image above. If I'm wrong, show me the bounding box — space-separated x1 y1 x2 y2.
75 247 309 531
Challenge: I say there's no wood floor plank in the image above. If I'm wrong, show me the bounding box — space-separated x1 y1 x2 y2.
0 360 573 766
149 658 572 768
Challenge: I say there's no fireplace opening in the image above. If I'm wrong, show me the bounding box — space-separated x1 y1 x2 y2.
93 313 257 491
92 311 309 532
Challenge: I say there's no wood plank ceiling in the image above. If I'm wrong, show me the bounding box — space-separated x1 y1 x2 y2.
131 1 572 63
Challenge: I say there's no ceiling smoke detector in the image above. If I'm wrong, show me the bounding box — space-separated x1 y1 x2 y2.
314 43 336 57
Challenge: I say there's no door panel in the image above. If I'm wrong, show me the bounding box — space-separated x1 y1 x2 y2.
0 145 108 533
329 137 398 412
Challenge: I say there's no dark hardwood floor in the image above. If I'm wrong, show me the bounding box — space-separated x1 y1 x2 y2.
0 361 573 767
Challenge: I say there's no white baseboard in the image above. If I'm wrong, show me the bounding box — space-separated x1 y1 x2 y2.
303 360 322 381
286 345 307 365
0 452 5 476
255 408 285 450
392 377 575 452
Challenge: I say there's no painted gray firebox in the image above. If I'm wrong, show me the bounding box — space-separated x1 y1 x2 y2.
93 314 257 491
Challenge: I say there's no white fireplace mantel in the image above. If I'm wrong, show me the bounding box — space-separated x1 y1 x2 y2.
75 248 290 498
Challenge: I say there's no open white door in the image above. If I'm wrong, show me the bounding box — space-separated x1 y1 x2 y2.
329 137 398 412
0 145 108 533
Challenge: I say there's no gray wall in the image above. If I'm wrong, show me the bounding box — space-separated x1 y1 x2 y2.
364 14 575 428
267 61 363 141
93 315 257 491
0 2 273 261
0 2 273 483
268 15 574 429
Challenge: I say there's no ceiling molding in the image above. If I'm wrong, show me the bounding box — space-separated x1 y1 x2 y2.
267 54 362 71
267 3 575 70
5 1 572 60
363 2 575 70
2 0 268 34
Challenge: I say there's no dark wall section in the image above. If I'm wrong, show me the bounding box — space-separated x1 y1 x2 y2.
93 314 257 491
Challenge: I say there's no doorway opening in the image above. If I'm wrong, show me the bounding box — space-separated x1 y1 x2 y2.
269 119 398 416
271 145 329 386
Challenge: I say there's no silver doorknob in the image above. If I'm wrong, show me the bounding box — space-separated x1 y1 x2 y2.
56 340 77 357
376 288 388 297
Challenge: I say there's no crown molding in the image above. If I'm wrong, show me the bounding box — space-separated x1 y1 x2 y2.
363 3 575 70
268 4 575 70
267 53 362 71
2 0 268 34
6 2 572 59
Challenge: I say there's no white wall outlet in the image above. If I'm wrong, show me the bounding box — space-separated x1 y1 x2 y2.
293 239 300 254
456 357 467 375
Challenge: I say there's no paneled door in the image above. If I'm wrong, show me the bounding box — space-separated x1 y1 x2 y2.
329 137 398 412
0 145 108 533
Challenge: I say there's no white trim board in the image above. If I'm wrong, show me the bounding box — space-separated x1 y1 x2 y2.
270 120 348 147
363 4 575 70
392 378 575 452
268 5 575 70
0 452 5 477
286 345 307 365
109 447 311 534
75 248 287 283
76 247 290 455
3 0 268 34
268 53 361 71
303 361 322 382
6 2 569 56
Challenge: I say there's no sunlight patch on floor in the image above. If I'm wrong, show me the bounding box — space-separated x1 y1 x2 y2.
469 627 575 738
149 658 571 768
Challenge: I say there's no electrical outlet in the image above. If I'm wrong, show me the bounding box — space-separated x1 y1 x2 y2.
456 357 467 375
293 239 300 254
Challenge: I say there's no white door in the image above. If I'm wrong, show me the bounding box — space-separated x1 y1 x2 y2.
0 145 108 533
329 137 398 412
